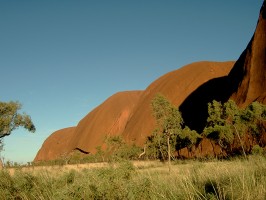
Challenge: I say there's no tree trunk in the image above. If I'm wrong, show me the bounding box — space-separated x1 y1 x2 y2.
0 158 3 170
138 145 146 159
167 135 171 173
159 140 165 161
233 125 247 159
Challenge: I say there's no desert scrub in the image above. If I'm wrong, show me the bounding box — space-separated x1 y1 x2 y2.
0 157 265 199
134 157 266 200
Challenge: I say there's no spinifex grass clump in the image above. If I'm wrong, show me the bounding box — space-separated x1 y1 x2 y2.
0 157 265 199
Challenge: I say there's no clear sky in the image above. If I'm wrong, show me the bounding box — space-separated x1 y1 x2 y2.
0 0 263 163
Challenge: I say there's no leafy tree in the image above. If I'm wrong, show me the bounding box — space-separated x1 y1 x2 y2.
105 135 141 161
95 146 105 162
203 100 266 157
203 100 237 154
146 128 176 161
150 94 183 172
241 101 266 142
0 101 35 150
0 100 35 168
0 101 35 138
105 135 125 156
176 126 201 156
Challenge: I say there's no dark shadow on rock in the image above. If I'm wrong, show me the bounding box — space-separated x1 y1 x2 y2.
75 148 89 154
179 76 232 133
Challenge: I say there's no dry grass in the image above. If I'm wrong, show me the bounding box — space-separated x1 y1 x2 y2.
6 160 162 175
1 156 265 199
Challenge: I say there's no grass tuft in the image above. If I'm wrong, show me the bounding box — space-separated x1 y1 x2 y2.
0 156 265 199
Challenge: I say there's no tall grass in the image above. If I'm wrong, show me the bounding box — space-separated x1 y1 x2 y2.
0 156 265 199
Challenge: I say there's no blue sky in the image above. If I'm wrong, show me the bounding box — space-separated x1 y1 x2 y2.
0 0 263 163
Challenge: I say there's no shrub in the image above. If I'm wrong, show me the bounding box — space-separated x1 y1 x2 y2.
1 158 266 199
251 145 264 155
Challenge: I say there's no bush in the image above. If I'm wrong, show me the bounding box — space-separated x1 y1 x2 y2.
1 158 266 199
251 145 264 155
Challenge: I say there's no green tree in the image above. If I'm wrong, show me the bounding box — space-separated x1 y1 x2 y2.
241 101 266 143
146 128 174 161
105 135 125 157
203 100 237 155
150 94 183 172
203 100 266 157
105 135 141 161
176 126 201 156
0 101 36 147
95 146 105 162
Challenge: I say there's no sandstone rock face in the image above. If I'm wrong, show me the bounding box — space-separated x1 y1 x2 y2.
34 62 233 161
228 1 266 106
122 61 234 145
34 127 76 161
68 91 143 154
34 1 266 161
